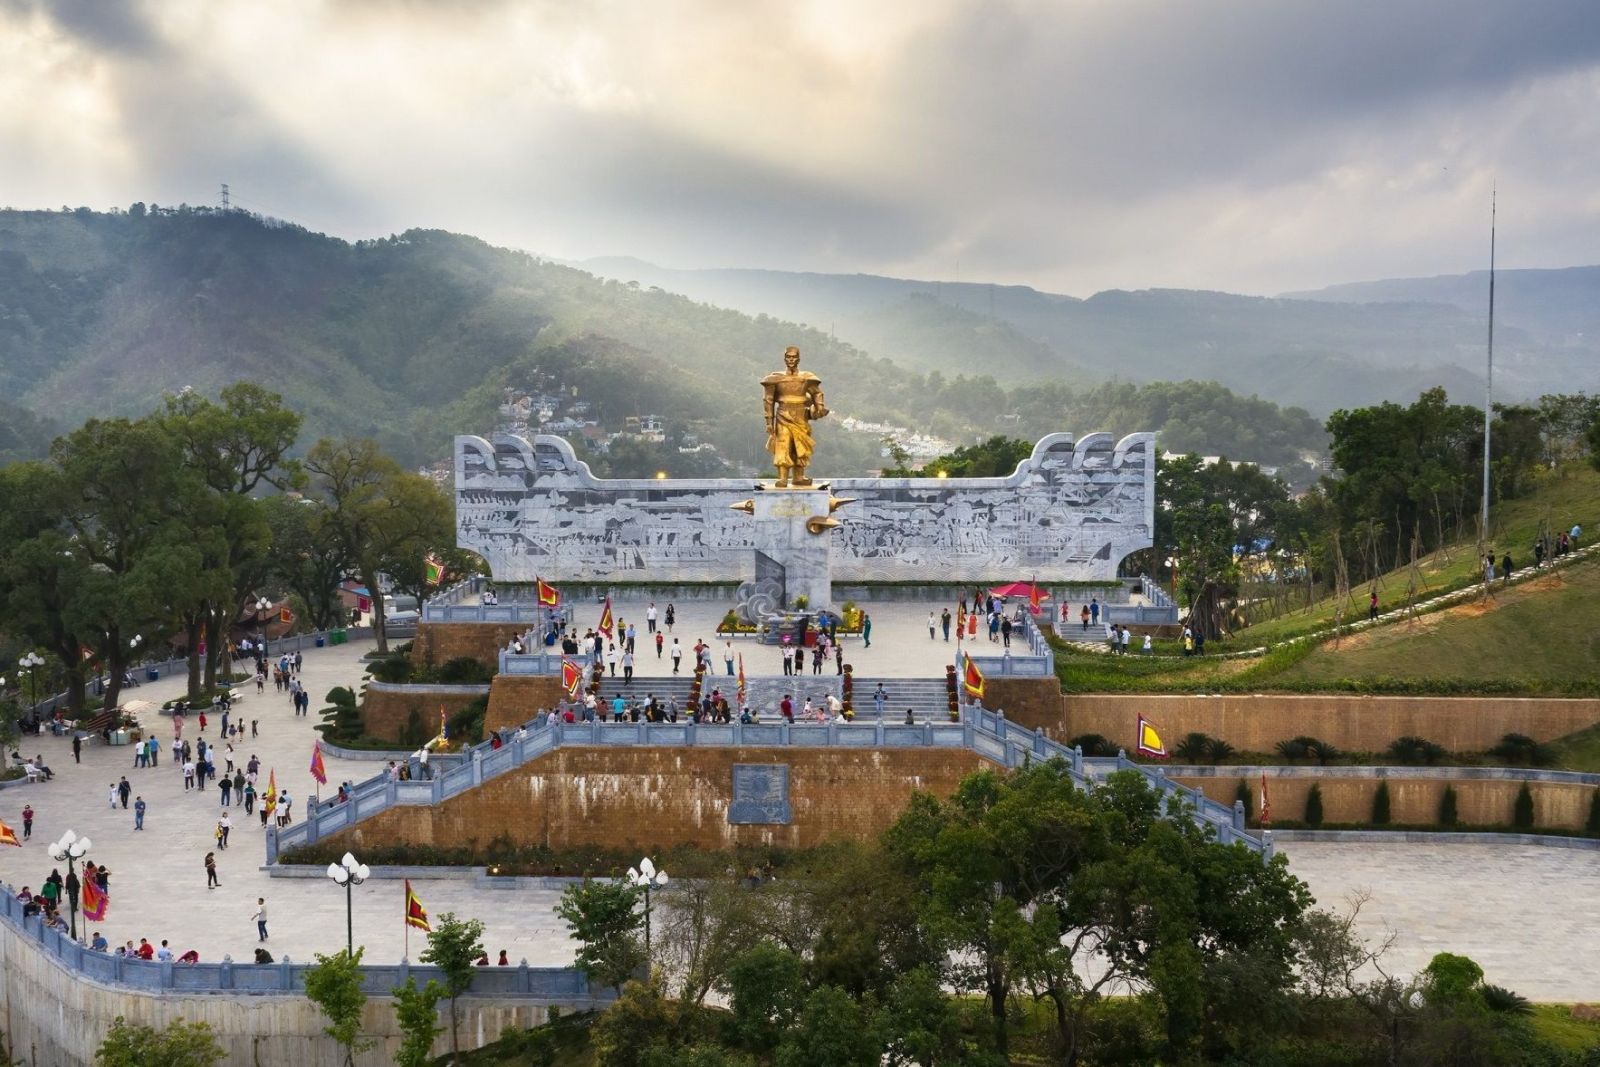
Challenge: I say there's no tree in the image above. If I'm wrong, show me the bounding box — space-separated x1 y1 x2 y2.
419 911 485 1061
1372 782 1392 825
303 947 374 1067
657 877 760 1006
95 1017 223 1067
1305 784 1325 827
303 438 454 652
774 985 880 1067
262 494 352 632
723 943 805 1053
555 880 646 993
391 977 445 1067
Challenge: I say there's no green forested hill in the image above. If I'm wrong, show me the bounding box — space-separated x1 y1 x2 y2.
0 207 1328 472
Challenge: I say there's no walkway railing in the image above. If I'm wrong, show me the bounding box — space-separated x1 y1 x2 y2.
961 614 1056 678
271 703 1268 864
0 890 607 1001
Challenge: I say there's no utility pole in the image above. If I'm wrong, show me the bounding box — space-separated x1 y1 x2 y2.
1480 187 1496 544
220 183 231 211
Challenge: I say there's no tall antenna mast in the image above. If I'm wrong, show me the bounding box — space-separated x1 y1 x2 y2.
220 183 231 211
1480 187 1496 543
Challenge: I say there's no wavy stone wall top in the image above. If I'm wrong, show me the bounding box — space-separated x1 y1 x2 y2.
455 432 1155 583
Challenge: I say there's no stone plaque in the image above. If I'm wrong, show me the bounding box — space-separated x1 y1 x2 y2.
727 763 792 825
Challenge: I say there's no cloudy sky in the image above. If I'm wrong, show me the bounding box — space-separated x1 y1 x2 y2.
3 0 1598 295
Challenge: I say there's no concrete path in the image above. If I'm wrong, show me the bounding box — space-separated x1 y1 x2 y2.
5 636 1598 1001
1280 840 1600 1001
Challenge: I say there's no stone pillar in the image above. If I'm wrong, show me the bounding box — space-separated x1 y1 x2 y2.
752 491 835 611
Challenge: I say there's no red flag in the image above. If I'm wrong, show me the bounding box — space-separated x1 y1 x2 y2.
962 656 985 700
0 819 19 847
737 654 747 703
561 658 584 698
536 578 561 607
81 874 108 921
404 880 431 931
1260 773 1272 826
597 597 614 638
279 605 294 624
309 742 328 785
1029 578 1045 616
356 594 371 614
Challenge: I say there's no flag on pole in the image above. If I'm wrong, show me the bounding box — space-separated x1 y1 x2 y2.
0 819 20 847
309 742 328 785
404 880 431 932
80 875 108 921
967 611 978 636
597 597 614 638
536 578 561 607
424 554 445 586
263 769 278 815
962 655 985 700
279 605 294 624
356 594 372 614
561 658 584 698
1136 715 1168 759
1259 773 1272 826
955 604 966 643
1029 577 1045 616
439 705 449 742
737 654 747 704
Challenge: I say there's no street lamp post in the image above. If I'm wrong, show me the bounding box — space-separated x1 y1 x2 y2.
325 851 370 955
47 830 91 941
625 857 669 960
19 652 44 721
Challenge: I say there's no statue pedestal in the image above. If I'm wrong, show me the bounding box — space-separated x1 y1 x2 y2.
753 490 833 611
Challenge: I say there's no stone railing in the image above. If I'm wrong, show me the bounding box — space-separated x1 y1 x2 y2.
0 889 606 1001
961 614 1056 678
424 601 575 626
497 650 568 676
270 702 1269 863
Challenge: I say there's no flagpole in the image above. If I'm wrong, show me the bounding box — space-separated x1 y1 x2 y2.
404 881 409 960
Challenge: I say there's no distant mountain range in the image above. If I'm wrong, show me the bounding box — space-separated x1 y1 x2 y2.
2 205 1589 478
582 257 1600 415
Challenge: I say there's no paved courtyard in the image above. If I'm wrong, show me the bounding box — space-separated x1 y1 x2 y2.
1 625 1596 1000
569 594 1038 680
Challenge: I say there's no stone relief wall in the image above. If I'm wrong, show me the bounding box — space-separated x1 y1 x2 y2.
455 431 1154 583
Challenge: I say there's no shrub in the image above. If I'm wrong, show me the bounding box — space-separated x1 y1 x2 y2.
1174 732 1212 762
446 696 489 745
1067 734 1118 757
1489 732 1553 767
367 656 413 684
1304 784 1324 826
1235 779 1253 823
398 707 429 749
1588 790 1600 836
1274 738 1308 762
436 657 492 685
318 686 362 742
1304 738 1340 766
1438 786 1459 827
1371 781 1391 825
1388 736 1447 766
1512 783 1535 829
1481 984 1533 1016
1205 737 1236 764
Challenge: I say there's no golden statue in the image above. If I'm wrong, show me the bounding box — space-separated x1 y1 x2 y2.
762 346 828 487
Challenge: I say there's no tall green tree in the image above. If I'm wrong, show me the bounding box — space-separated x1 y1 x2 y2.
303 947 374 1067
556 880 647 994
390 977 445 1067
303 438 453 652
418 911 485 1062
261 494 352 631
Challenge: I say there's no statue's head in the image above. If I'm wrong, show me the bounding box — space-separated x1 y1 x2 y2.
784 346 800 370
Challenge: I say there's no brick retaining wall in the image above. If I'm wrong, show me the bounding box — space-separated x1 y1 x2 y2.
316 746 988 855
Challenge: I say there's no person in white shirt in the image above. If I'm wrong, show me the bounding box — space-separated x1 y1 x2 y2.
724 642 736 675
1142 634 1153 656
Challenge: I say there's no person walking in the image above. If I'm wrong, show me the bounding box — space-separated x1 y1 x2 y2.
218 812 232 849
665 603 675 632
646 602 657 633
20 803 33 840
254 898 268 941
655 631 664 659
107 782 118 809
873 684 887 718
670 640 683 675
133 796 146 830
724 642 736 676
941 608 952 641
232 768 245 805
927 611 936 640
205 852 220 889
72 733 81 764
117 776 131 809
219 774 232 806
621 649 634 685
861 612 871 647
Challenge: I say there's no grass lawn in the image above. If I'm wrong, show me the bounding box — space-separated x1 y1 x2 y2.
1220 466 1600 649
1530 1003 1600 1053
1272 558 1600 693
